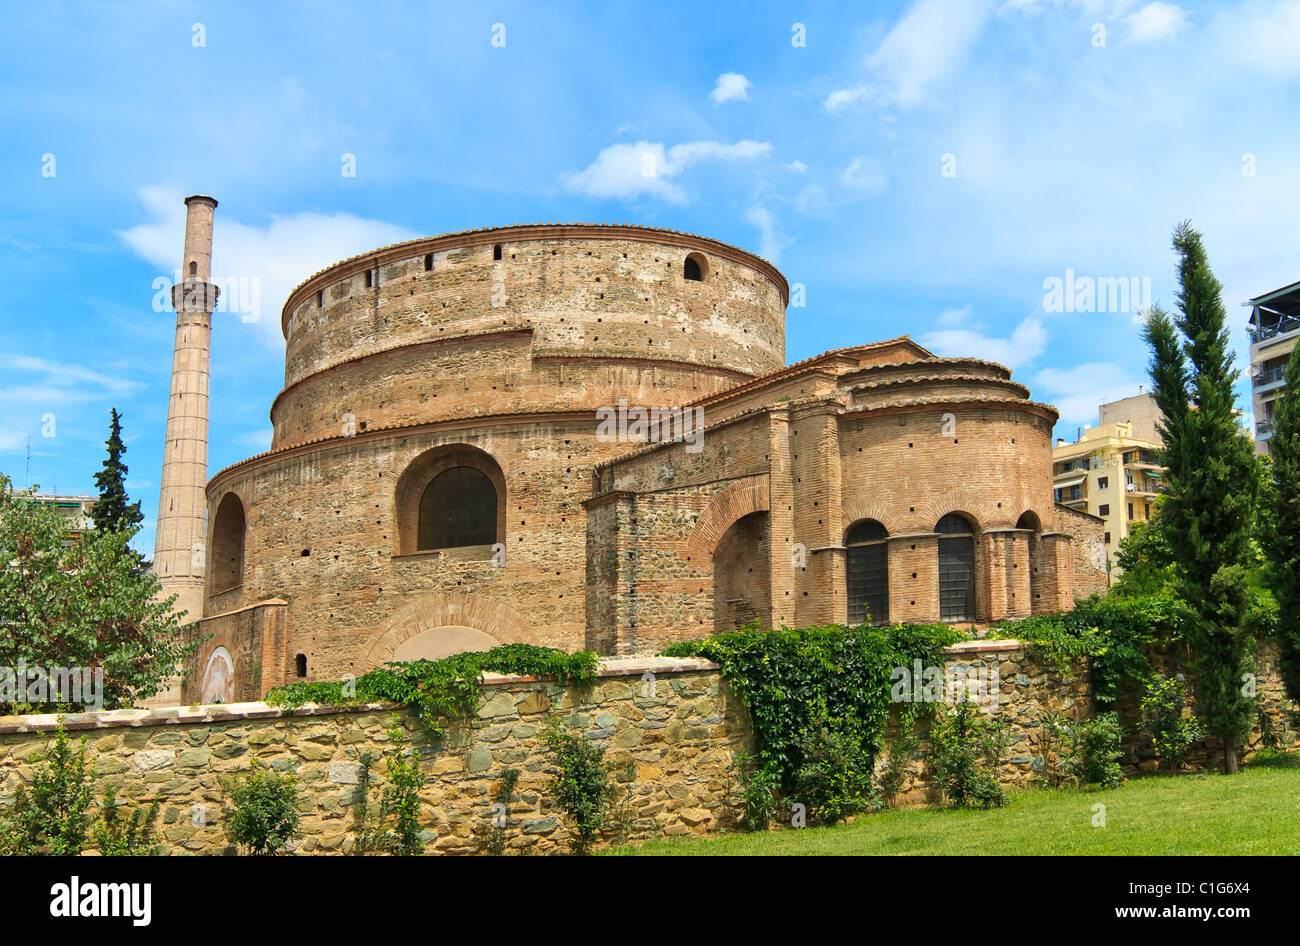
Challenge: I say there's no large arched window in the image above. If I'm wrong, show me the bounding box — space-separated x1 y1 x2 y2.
209 493 246 593
396 445 506 556
418 466 497 550
936 513 976 622
846 520 889 625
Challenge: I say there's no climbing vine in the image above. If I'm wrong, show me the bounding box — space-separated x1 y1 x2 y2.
662 621 964 823
266 643 598 737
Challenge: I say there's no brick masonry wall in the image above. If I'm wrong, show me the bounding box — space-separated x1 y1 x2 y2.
0 645 1289 854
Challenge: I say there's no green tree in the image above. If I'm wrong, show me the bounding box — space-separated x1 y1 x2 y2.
90 408 143 535
1267 340 1300 706
1113 511 1175 597
0 474 191 710
0 727 95 855
1141 221 1260 773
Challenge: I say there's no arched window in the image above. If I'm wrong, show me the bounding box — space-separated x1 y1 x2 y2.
684 253 707 282
209 493 246 593
1017 511 1043 608
189 261 198 276
936 513 976 622
846 520 889 625
418 466 498 550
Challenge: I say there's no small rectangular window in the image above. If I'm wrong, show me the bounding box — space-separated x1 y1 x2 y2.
1097 476 1108 489
1128 503 1134 519
365 269 373 288
424 254 433 271
1104 532 1111 544
493 244 503 261
1098 504 1110 516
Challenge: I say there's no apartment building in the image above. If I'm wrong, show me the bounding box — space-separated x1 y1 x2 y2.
1052 394 1165 574
1247 279 1300 457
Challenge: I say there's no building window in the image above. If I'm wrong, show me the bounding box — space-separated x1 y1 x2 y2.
1128 503 1134 519
493 244 502 261
209 493 246 593
424 254 433 271
936 513 976 622
365 269 373 288
1097 476 1108 489
1099 504 1110 516
684 252 707 282
846 520 889 626
418 467 498 550
1104 532 1112 544
1145 504 1150 519
295 654 307 678
189 261 198 276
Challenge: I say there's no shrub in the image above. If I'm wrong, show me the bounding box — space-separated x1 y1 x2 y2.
484 767 521 855
350 727 427 856
929 702 1009 809
540 717 616 855
219 762 302 855
93 784 162 856
878 720 921 806
1140 675 1204 772
1053 713 1125 788
0 726 95 855
729 750 778 831
790 717 882 824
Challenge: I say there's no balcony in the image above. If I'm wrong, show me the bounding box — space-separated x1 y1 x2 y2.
1253 365 1289 388
1257 420 1275 438
1250 313 1300 344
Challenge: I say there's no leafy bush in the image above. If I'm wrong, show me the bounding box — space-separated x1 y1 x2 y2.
350 726 426 856
1051 713 1125 788
540 717 616 855
267 643 598 738
878 721 922 806
790 717 882 824
93 784 161 856
729 750 778 831
0 726 94 855
219 762 302 855
929 702 1009 808
484 767 521 855
1140 675 1204 772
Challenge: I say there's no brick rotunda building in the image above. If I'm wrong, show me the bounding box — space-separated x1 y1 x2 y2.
184 223 1105 702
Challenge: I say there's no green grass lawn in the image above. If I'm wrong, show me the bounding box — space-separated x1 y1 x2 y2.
611 761 1300 856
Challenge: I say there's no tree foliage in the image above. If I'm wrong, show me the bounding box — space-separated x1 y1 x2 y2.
1141 221 1260 773
0 475 190 710
90 408 143 535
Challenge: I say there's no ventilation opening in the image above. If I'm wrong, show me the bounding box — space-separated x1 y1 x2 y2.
365 269 373 288
295 654 307 677
188 261 198 276
316 289 323 307
424 254 433 271
493 244 502 261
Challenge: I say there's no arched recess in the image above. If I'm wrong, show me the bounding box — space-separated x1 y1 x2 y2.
846 519 889 626
393 626 501 661
209 493 246 593
936 512 978 622
1017 510 1044 608
360 591 531 669
713 512 771 633
684 252 709 282
684 475 769 562
394 444 506 555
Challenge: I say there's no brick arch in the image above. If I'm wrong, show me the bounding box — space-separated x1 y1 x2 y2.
359 591 532 669
840 500 904 540
909 490 1000 534
392 442 507 555
685 475 769 560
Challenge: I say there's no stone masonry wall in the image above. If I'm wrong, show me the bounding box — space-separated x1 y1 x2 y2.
0 644 1289 854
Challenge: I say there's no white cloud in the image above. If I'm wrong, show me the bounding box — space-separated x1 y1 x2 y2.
920 314 1048 370
0 356 146 453
841 157 889 195
1125 2 1187 43
1032 362 1147 427
1212 0 1300 78
867 0 998 107
561 139 771 204
710 72 752 103
745 206 788 263
239 427 274 450
785 160 808 173
938 304 973 327
824 84 874 111
119 187 417 350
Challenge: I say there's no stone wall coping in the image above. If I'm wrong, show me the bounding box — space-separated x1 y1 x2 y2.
0 647 1028 733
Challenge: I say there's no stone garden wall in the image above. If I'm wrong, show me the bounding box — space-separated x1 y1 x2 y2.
0 642 1290 854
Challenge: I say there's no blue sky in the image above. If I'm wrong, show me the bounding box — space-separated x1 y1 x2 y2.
2 0 1297 555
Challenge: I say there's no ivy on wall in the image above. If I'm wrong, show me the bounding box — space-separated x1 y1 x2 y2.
266 643 598 737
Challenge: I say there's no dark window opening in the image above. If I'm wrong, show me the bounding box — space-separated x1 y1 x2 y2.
295 654 307 677
424 254 433 271
189 261 198 276
846 520 889 625
493 244 502 261
365 269 373 288
418 466 498 550
936 514 975 622
684 255 704 281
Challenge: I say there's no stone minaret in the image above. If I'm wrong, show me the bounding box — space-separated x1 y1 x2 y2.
153 195 219 634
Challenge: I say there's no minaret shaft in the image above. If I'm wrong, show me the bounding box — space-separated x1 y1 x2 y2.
153 195 218 627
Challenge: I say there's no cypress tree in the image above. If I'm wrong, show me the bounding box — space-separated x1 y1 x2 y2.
91 408 143 534
1268 341 1300 705
1141 222 1259 774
